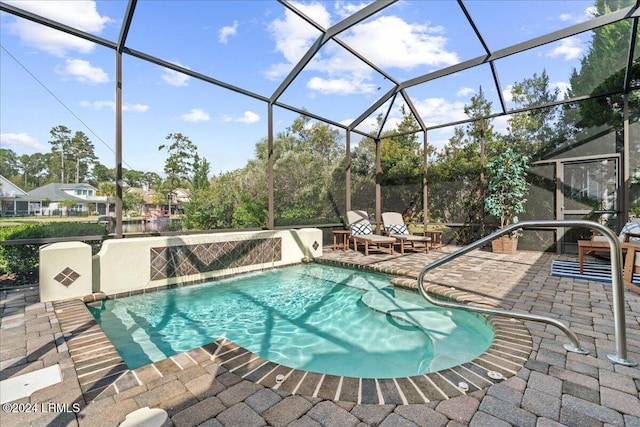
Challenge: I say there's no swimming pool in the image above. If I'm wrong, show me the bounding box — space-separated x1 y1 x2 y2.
88 264 494 378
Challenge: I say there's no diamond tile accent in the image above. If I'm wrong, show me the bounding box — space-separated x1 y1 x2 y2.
312 241 319 251
53 267 80 287
150 238 282 280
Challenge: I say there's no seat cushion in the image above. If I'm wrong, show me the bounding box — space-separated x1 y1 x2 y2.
353 234 396 243
619 222 640 242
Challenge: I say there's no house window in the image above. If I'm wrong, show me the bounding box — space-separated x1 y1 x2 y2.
74 187 94 197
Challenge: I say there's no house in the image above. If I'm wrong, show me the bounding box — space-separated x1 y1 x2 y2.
128 186 190 216
27 182 109 216
0 175 42 216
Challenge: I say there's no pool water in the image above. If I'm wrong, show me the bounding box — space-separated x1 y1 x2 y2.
89 264 494 378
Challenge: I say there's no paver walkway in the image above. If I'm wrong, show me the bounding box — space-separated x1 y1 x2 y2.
1 245 639 426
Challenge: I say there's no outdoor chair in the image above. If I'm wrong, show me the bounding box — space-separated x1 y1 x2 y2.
346 210 396 256
622 242 640 294
381 212 431 254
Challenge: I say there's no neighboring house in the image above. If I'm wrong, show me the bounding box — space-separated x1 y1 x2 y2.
128 186 190 216
28 182 109 216
0 175 42 216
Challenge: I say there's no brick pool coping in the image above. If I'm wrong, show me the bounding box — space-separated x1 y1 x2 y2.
54 261 533 405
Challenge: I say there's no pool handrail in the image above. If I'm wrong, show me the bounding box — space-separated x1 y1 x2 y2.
416 219 637 367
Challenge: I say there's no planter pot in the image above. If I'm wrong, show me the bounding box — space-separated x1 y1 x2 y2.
491 235 518 255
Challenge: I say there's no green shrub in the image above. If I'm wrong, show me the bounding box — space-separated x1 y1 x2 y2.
0 223 108 274
275 217 342 227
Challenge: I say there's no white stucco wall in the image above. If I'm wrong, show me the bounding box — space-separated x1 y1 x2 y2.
40 242 93 302
93 228 323 296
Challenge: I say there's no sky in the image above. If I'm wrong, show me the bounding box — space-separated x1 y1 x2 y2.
0 0 600 178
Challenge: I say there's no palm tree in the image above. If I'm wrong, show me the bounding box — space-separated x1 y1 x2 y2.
97 181 116 215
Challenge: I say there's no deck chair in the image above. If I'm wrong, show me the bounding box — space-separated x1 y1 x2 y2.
346 210 396 255
382 212 431 254
622 242 640 294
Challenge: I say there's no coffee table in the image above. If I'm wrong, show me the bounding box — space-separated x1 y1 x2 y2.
577 239 627 273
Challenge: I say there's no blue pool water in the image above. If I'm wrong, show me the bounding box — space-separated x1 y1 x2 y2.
89 264 494 378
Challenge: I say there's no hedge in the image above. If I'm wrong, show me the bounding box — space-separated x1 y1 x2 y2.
0 223 109 274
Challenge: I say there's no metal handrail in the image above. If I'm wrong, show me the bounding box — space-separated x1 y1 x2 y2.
417 219 637 366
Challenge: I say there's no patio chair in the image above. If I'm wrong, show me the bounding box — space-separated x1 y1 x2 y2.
381 212 432 254
346 210 396 255
622 242 640 294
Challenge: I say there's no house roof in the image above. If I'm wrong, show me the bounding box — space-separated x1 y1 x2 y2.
27 183 101 202
1 175 28 197
0 175 41 201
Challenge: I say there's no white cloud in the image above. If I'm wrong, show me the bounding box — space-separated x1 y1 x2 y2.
0 132 46 152
268 4 324 67
220 111 261 124
4 0 113 56
552 81 571 98
502 85 514 103
457 87 475 98
414 97 468 128
290 1 332 28
493 115 510 134
181 109 210 122
219 21 238 44
334 1 370 19
547 37 583 61
341 16 458 70
57 59 109 84
161 63 191 87
307 76 377 95
559 7 596 24
266 5 458 96
123 104 150 113
80 100 149 112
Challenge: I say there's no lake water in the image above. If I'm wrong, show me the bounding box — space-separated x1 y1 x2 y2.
107 219 174 234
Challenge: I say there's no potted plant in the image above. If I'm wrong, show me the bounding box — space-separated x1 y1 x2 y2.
484 148 530 254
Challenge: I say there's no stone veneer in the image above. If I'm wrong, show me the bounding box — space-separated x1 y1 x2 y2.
149 238 282 281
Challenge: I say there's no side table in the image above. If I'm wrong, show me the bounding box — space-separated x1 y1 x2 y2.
425 229 443 250
332 230 350 251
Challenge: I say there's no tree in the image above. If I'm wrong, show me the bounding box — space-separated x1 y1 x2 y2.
505 70 561 159
68 131 97 183
379 106 423 216
181 155 213 229
123 169 145 188
97 181 116 214
159 133 198 215
429 87 495 244
90 163 115 186
565 0 636 148
123 190 144 215
49 125 72 183
350 106 426 216
0 149 19 178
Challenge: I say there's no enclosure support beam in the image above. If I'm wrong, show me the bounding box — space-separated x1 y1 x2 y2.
115 52 123 238
423 132 428 228
375 138 382 232
268 104 274 230
622 94 630 224
346 132 351 215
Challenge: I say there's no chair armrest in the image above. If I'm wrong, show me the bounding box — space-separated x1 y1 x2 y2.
623 232 640 242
